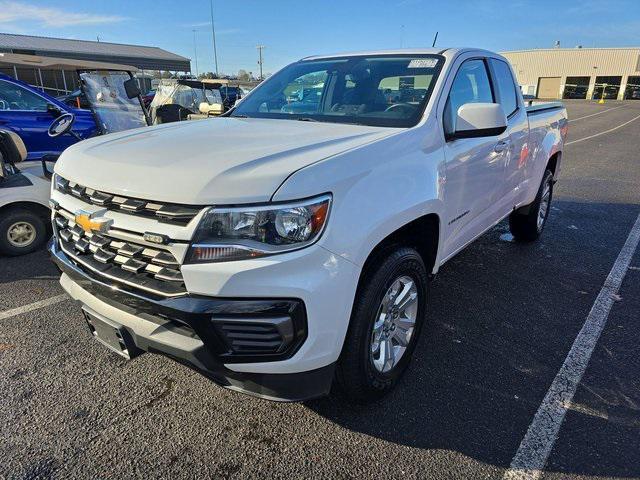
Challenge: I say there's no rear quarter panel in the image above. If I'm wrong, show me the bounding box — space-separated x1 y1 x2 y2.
521 106 568 205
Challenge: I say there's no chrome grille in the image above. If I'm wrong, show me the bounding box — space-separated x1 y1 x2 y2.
54 175 202 225
53 211 186 298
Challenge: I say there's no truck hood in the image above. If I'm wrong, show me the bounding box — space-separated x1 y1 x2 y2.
55 117 396 204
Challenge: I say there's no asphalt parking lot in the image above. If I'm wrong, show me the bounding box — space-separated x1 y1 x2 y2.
1 100 639 479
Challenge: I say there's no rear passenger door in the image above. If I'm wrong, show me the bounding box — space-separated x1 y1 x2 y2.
488 58 529 210
441 58 509 260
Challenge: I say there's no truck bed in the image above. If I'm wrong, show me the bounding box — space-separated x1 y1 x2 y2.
525 101 565 115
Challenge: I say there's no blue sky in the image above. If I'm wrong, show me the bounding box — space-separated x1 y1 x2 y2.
0 0 639 75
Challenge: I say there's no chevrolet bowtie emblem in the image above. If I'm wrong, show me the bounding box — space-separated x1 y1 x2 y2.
74 209 113 234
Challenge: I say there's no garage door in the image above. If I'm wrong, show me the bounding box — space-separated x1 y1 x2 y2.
537 77 562 99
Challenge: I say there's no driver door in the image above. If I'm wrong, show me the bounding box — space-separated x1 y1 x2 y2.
441 58 509 260
0 79 76 159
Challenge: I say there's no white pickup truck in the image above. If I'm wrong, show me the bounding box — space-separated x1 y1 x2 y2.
49 48 568 402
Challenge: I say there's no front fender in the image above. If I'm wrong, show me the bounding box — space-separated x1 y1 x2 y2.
273 124 445 270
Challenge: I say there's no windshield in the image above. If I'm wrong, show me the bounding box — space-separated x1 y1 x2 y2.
232 55 443 127
149 83 223 122
80 71 147 134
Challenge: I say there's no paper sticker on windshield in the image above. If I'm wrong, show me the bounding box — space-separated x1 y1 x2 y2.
408 59 438 68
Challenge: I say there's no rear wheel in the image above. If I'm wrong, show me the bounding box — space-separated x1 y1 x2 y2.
0 208 47 256
336 247 428 403
509 169 554 242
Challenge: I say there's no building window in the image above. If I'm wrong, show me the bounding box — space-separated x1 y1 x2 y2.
563 76 590 99
625 76 640 100
592 76 622 100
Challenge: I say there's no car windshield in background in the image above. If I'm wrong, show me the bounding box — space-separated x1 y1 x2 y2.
231 55 444 127
80 71 147 134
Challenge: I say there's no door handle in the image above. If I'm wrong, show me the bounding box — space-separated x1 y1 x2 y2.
494 140 510 153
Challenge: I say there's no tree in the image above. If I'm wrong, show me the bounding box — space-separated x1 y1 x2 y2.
237 69 250 82
198 72 215 80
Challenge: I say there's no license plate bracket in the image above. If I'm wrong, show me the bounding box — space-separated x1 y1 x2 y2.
83 309 141 360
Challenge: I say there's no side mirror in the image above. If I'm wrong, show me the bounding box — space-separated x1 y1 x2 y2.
123 78 141 99
47 103 62 117
199 102 223 116
448 103 507 140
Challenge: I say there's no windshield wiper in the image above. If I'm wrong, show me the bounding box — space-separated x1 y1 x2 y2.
296 117 319 122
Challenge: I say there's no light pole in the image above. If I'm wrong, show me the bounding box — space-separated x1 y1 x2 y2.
210 0 219 76
256 45 265 80
192 29 199 77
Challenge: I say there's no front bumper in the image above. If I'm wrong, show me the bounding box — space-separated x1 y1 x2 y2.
49 239 335 401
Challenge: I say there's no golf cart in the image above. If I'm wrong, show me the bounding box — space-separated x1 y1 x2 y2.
0 67 151 256
0 130 53 255
0 53 150 160
149 78 224 124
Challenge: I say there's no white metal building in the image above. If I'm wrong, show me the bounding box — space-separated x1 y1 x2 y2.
501 48 640 100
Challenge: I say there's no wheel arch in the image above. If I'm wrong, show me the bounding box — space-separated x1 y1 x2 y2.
0 201 51 226
356 213 441 291
546 151 561 179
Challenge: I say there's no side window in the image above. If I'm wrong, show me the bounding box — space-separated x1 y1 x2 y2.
0 80 48 111
490 59 518 117
444 59 494 135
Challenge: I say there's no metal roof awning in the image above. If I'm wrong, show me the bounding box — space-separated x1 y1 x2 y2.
0 52 138 72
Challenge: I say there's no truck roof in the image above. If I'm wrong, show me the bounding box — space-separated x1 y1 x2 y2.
301 48 490 61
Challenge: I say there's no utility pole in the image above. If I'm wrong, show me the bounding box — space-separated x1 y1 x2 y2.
210 0 219 76
192 29 199 77
256 45 265 80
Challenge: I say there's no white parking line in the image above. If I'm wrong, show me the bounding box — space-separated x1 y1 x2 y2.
503 212 640 480
566 112 640 145
0 294 68 321
569 105 624 122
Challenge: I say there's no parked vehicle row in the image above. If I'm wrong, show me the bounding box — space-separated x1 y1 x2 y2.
0 68 151 255
47 48 568 403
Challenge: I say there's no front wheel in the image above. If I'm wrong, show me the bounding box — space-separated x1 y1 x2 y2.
336 247 428 403
0 208 48 256
509 169 554 242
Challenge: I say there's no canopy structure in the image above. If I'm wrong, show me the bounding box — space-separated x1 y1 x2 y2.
0 52 138 72
0 52 148 96
0 33 190 72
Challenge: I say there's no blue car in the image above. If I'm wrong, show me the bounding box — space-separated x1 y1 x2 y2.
0 73 97 161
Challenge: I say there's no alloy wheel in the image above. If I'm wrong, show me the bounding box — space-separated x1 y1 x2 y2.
370 275 418 373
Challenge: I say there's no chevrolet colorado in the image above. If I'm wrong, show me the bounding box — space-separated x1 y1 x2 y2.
48 48 568 402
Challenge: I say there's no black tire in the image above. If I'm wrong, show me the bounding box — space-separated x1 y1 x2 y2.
509 169 554 242
336 246 428 403
0 208 48 256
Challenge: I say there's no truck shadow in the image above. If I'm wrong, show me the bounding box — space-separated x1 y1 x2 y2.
0 247 59 284
306 200 640 478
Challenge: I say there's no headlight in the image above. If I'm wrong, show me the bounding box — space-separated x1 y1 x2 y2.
185 194 331 263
